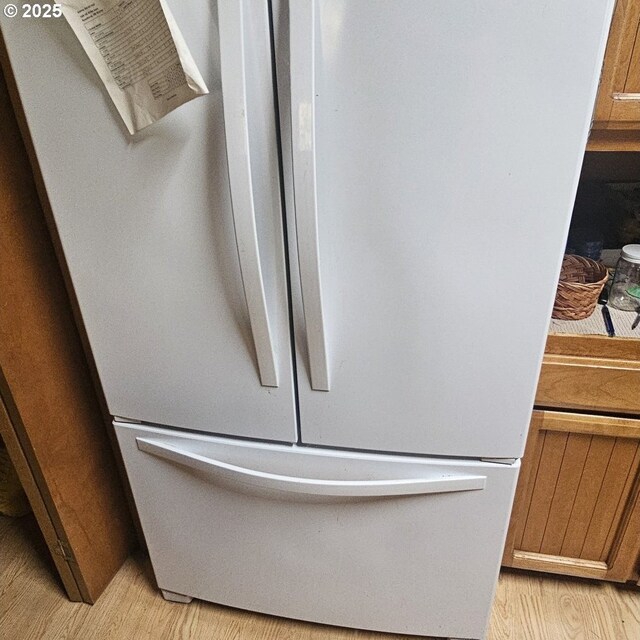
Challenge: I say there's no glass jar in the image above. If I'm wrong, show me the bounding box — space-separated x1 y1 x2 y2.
609 244 640 311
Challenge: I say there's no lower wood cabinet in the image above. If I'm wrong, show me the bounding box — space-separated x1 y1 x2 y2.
503 410 640 583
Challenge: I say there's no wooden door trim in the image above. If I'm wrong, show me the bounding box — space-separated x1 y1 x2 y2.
0 46 135 602
510 551 608 580
537 411 640 439
607 465 640 581
0 386 84 601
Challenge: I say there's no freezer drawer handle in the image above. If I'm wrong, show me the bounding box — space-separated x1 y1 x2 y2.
290 0 330 392
218 0 279 388
137 438 487 498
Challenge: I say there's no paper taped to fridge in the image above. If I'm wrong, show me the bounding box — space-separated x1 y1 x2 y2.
60 0 208 133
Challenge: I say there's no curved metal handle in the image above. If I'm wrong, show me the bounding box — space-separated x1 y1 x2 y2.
137 437 487 498
290 0 330 391
218 0 278 387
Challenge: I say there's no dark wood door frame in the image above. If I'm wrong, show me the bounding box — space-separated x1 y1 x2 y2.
0 45 135 603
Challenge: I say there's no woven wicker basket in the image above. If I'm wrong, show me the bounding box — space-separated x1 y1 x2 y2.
552 255 609 320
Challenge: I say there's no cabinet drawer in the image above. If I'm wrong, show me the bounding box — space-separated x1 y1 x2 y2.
115 422 519 639
536 353 640 414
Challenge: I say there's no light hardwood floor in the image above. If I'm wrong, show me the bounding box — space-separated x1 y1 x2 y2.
1 515 638 639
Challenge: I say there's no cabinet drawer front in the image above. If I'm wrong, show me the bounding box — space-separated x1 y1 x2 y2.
115 422 519 638
536 354 640 414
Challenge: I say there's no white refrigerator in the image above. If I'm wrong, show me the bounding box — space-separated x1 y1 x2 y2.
1 1 614 638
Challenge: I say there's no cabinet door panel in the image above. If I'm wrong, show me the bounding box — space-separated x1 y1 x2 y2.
539 433 592 556
580 439 640 560
560 436 617 559
504 410 640 583
520 431 570 553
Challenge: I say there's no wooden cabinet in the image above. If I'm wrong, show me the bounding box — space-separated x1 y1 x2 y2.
503 410 640 582
589 0 640 150
504 334 640 582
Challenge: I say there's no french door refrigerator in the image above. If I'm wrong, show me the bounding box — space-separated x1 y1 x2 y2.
1 1 614 638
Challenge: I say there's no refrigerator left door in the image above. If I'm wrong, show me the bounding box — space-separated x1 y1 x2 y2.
0 1 298 442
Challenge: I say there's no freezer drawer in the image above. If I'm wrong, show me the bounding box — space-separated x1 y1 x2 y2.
115 422 519 638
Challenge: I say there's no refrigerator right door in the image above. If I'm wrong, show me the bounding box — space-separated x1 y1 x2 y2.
276 0 615 459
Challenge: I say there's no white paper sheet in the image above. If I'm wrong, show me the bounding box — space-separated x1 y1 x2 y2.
61 0 209 133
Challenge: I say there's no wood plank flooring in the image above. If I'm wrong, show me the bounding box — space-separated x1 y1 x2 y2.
1 515 638 639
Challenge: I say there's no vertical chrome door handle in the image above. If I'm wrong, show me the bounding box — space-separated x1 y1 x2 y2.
290 0 330 391
218 0 278 387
